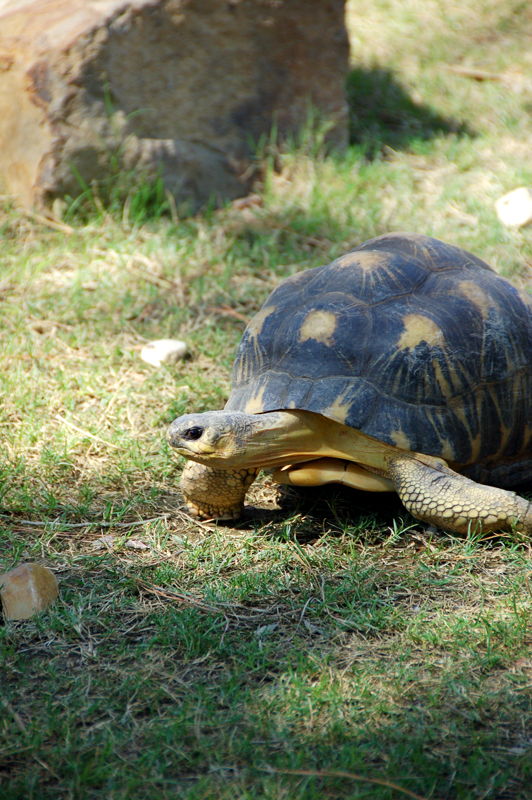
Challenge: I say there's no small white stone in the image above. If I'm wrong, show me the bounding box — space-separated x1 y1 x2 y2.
140 339 187 367
495 187 532 227
125 539 150 550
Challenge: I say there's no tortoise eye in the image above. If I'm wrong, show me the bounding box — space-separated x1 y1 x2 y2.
183 426 204 441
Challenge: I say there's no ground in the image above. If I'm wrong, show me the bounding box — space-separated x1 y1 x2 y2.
2 1 532 798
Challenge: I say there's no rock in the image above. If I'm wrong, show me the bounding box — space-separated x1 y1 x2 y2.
0 563 59 620
125 539 150 550
0 0 348 212
140 338 187 367
495 187 532 227
93 534 116 549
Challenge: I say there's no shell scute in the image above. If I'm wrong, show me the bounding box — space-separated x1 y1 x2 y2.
226 233 532 482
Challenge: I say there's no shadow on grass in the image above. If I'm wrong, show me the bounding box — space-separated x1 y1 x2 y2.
2 555 531 800
347 66 471 154
238 483 413 546
2 474 531 798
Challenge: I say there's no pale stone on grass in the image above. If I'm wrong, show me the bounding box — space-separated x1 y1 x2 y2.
140 338 187 367
495 187 532 227
0 563 59 620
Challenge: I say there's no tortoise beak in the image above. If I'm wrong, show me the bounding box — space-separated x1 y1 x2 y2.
167 418 185 449
167 414 222 459
167 417 202 454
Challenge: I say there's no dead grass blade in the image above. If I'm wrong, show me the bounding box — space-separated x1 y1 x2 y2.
57 416 120 449
22 209 75 234
135 578 218 612
260 766 429 800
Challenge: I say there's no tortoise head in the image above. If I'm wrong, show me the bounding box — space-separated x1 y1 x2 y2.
167 411 255 465
167 408 320 469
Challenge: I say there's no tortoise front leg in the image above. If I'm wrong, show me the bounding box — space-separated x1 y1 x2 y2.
387 452 532 535
180 461 259 520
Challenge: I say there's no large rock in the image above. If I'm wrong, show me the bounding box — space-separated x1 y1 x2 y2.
0 0 348 212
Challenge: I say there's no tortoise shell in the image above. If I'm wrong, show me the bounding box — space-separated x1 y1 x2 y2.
225 233 532 486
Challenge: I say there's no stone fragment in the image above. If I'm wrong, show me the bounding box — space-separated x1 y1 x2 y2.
0 563 59 620
125 539 149 550
495 187 532 227
0 0 348 212
93 534 116 549
140 338 187 367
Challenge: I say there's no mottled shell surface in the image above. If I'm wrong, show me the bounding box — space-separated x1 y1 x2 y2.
225 233 532 482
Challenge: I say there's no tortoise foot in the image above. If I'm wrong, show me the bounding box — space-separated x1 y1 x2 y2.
180 461 258 521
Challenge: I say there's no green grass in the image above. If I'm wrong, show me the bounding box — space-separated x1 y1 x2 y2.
2 0 532 797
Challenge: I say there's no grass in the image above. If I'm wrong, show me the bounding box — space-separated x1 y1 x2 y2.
2 0 532 797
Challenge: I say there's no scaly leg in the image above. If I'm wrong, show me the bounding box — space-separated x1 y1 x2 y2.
180 461 259 520
387 452 532 535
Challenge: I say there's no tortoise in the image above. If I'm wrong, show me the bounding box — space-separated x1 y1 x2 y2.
167 232 532 536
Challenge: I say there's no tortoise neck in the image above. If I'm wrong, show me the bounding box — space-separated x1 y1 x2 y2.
241 410 324 467
245 409 412 473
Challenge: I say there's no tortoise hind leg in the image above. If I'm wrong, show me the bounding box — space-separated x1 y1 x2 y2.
387 452 532 535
